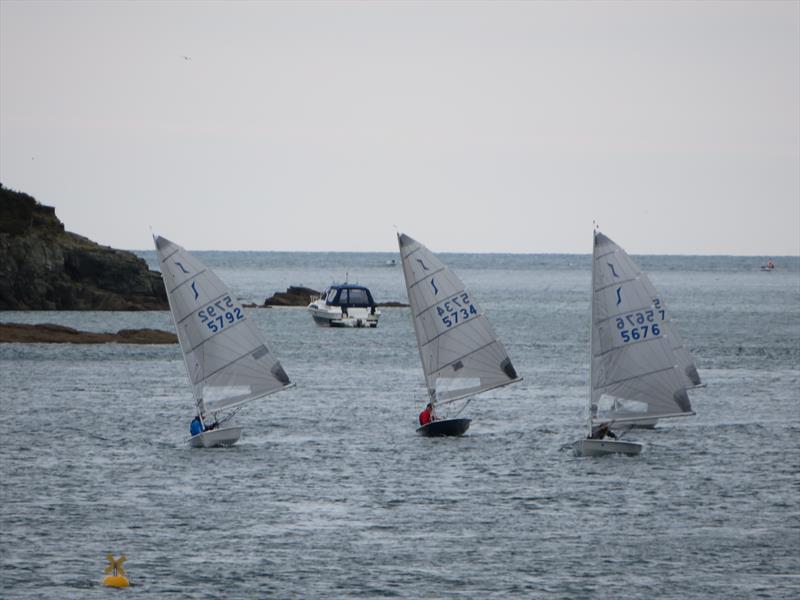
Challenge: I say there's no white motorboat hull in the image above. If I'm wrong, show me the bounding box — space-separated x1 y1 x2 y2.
573 438 643 457
188 426 243 448
308 305 379 328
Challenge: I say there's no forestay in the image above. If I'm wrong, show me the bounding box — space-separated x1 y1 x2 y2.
154 236 291 417
398 233 520 406
590 231 699 424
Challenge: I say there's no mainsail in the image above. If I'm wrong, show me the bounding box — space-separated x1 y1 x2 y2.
590 231 699 425
154 236 291 418
398 233 521 407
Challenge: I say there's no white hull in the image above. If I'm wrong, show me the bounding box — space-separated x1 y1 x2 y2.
188 426 243 448
573 438 643 457
308 305 379 328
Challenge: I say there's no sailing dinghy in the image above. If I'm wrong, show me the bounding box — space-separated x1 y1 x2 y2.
573 229 701 457
398 233 522 436
154 236 293 448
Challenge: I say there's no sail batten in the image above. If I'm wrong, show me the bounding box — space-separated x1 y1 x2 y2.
168 269 209 295
590 231 700 424
154 235 291 417
398 233 520 409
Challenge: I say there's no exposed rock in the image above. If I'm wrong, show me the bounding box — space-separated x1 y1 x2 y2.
0 184 168 310
0 322 177 344
264 286 320 306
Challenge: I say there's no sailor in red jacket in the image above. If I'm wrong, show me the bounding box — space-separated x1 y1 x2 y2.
419 402 435 426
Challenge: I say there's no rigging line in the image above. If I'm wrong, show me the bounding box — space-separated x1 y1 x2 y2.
435 377 522 406
176 291 242 326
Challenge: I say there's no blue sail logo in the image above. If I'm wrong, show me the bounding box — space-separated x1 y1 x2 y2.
191 281 199 300
175 261 190 274
615 286 622 306
431 278 439 295
416 259 430 271
607 263 619 278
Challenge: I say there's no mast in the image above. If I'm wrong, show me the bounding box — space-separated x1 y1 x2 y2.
154 235 206 422
588 227 598 436
397 233 436 407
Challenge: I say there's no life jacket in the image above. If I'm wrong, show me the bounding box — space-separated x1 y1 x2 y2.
190 418 203 436
419 408 432 426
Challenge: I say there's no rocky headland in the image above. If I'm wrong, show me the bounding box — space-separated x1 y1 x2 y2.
0 323 177 344
0 184 167 310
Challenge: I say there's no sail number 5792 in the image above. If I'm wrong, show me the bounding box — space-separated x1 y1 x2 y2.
436 293 478 328
197 295 244 333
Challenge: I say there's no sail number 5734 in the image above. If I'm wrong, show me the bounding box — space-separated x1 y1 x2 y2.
436 293 478 328
197 295 244 333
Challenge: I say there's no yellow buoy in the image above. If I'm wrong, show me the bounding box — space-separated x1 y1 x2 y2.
103 574 129 588
103 554 129 588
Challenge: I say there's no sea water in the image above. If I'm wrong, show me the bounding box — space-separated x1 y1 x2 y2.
1 252 798 599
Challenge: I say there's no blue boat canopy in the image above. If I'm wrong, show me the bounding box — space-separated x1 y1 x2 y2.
322 284 376 308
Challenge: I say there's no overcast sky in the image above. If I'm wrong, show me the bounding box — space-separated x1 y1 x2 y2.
1 1 798 255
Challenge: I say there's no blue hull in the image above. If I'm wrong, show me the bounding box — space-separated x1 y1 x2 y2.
416 418 471 437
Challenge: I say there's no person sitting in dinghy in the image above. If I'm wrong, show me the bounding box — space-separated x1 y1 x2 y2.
189 416 218 436
419 403 437 426
590 422 618 440
190 416 203 436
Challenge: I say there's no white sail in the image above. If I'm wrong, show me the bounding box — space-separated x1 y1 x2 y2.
590 231 698 425
154 236 291 417
398 233 521 407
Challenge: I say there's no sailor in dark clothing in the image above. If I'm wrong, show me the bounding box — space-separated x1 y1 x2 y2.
590 422 618 440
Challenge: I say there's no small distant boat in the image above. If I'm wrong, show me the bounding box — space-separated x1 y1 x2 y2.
397 233 522 437
384 259 397 266
307 284 380 328
154 235 293 447
760 260 776 272
573 229 701 457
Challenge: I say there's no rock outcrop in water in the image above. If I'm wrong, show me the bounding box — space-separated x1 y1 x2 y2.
0 184 168 310
264 286 320 306
0 323 177 344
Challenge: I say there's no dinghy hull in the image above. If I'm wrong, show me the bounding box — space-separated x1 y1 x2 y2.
189 426 243 448
573 438 642 457
416 418 471 437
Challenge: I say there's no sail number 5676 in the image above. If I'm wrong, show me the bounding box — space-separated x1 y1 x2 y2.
436 293 478 328
197 295 244 333
616 299 665 343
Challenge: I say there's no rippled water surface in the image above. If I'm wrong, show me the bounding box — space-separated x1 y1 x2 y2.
1 252 798 598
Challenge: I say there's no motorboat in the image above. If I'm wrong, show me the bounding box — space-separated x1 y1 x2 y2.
307 284 380 328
